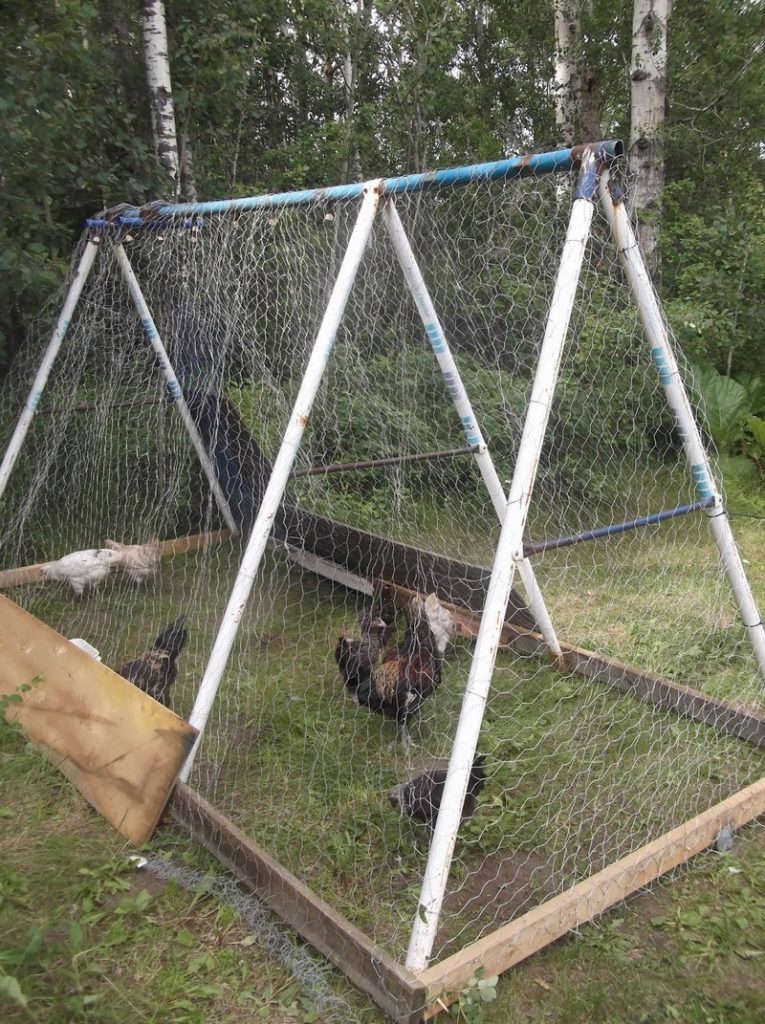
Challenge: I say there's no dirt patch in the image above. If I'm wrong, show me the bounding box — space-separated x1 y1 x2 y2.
437 847 557 954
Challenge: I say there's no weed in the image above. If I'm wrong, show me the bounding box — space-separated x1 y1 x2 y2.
450 969 498 1024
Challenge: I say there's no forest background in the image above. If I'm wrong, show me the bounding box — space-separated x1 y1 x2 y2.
1 0 763 465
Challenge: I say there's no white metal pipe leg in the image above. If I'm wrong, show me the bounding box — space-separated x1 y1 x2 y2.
113 243 239 537
405 154 598 974
180 181 382 781
599 172 765 686
0 237 101 501
382 200 563 664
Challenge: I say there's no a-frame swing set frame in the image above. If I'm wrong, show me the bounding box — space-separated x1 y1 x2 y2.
3 140 765 1021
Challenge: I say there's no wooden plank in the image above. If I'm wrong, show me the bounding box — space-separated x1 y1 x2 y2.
158 529 232 557
0 561 46 587
380 581 765 749
558 643 765 749
421 774 765 1016
284 544 375 596
277 504 537 631
495 620 765 749
0 595 197 844
169 784 426 1024
0 529 232 588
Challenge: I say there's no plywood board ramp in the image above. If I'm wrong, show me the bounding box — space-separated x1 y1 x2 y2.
0 594 197 844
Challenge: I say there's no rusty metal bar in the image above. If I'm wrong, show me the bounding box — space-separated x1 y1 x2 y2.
50 398 167 415
291 445 479 479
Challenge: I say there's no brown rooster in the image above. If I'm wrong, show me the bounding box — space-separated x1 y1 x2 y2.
388 754 487 829
355 594 458 746
118 616 188 707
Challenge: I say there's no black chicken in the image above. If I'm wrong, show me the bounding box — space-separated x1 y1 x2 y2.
355 594 457 746
118 615 188 707
388 754 487 829
335 612 388 694
371 583 397 645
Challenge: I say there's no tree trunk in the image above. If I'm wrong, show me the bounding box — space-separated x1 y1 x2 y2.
553 0 580 146
140 0 180 196
629 0 672 274
341 2 369 182
179 133 198 202
580 67 601 141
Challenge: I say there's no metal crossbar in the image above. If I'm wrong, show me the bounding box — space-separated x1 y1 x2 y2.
291 445 479 478
523 498 715 557
85 140 623 228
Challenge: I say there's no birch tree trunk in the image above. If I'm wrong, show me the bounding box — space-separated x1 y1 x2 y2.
179 133 198 202
141 0 181 196
629 0 672 274
553 0 580 146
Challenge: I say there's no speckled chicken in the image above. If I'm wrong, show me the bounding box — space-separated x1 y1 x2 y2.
41 547 122 595
355 593 458 746
335 611 388 695
103 537 161 585
388 754 486 829
118 616 188 706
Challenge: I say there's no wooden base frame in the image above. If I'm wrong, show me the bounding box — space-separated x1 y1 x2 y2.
169 775 765 1024
169 530 765 1021
6 525 765 1019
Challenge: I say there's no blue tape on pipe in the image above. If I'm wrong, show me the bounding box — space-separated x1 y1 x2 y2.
84 142 624 227
425 322 446 353
691 464 715 499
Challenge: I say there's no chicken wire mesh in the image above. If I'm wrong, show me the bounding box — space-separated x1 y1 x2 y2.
1 157 764 984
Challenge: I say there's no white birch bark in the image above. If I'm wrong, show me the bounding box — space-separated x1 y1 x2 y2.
141 0 180 196
553 0 580 146
179 133 198 202
629 0 672 272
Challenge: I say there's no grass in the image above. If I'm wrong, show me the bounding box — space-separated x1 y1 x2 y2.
2 508 765 1021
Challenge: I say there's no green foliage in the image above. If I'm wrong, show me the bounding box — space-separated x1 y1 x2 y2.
0 0 161 369
451 969 498 1024
690 362 765 481
691 364 750 452
662 181 765 377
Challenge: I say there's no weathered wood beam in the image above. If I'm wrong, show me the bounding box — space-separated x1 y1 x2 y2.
380 580 765 749
169 784 426 1024
0 529 232 588
276 505 536 630
421 774 765 1016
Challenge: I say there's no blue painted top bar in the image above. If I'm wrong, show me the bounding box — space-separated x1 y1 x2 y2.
86 140 622 229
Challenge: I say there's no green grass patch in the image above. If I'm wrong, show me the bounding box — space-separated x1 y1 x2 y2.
3 511 765 1020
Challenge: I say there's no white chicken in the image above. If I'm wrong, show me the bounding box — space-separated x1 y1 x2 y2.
41 548 122 595
103 538 161 585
